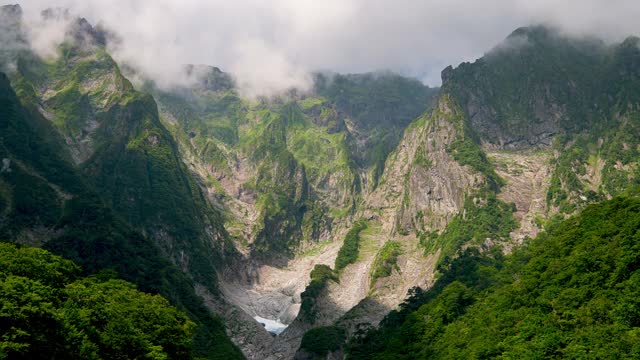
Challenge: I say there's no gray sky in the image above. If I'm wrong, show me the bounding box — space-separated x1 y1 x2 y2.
15 0 640 96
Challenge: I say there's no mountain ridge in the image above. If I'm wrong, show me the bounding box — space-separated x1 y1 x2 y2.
2 3 640 359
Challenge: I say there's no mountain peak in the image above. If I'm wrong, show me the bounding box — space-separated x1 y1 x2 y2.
183 64 234 92
40 7 106 47
620 35 640 48
0 3 22 16
506 25 556 41
1 4 23 28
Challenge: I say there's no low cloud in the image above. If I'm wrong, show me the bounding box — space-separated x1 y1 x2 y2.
25 8 73 59
0 4 26 72
11 0 640 96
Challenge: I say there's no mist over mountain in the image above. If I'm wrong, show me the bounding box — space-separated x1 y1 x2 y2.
11 0 640 96
1 2 640 360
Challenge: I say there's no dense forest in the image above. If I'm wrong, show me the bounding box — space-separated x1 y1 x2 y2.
347 196 640 359
2 3 640 360
0 243 195 359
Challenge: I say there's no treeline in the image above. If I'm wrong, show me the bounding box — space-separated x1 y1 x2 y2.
347 196 640 359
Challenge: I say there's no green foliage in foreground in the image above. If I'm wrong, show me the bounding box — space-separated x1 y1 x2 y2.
0 243 195 360
348 196 640 359
335 220 368 271
0 72 242 360
300 325 346 358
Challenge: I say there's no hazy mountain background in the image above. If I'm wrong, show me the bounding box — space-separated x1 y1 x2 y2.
1 2 640 360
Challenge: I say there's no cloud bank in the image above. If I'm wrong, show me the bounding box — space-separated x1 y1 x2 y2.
13 0 640 96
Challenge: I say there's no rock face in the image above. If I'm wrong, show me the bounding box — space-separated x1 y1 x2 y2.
369 94 484 236
139 64 440 359
0 68 242 358
441 26 607 149
488 150 552 247
5 8 640 359
1 9 243 358
288 27 640 360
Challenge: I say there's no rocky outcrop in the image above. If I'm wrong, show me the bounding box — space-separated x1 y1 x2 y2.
441 26 606 150
488 149 552 248
366 94 483 236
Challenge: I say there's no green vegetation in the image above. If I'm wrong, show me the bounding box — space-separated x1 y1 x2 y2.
300 240 332 258
299 325 346 358
300 265 339 323
12 37 236 292
447 137 505 190
1 71 242 359
370 241 403 285
348 196 640 359
314 72 437 185
443 26 640 214
420 191 517 267
335 220 368 271
442 26 606 142
149 68 437 258
546 111 640 214
0 243 195 359
412 150 432 169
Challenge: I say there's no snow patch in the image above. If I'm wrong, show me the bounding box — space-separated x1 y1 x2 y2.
254 316 288 336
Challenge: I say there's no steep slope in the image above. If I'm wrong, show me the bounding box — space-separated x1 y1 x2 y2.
346 195 640 359
0 70 241 359
288 93 517 359
146 68 437 358
0 6 242 359
293 26 640 359
153 78 354 260
443 26 640 214
152 69 436 258
13 26 233 295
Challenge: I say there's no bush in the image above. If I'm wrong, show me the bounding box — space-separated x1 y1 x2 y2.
299 265 338 322
300 325 346 357
335 220 368 271
370 241 403 284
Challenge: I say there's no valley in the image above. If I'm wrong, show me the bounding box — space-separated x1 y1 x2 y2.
1 3 640 360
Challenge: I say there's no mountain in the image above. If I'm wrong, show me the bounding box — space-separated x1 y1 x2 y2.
346 195 640 359
292 26 640 359
2 3 640 360
441 26 640 212
1 4 440 358
0 5 241 359
149 67 437 261
147 66 438 358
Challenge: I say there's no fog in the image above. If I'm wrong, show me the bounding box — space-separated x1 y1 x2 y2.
11 0 640 96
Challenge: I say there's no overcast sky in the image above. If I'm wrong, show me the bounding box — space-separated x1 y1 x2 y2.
14 0 640 96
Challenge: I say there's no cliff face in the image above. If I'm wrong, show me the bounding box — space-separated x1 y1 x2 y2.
13 20 233 294
4 5 640 359
0 6 242 358
441 26 640 213
441 26 607 149
143 26 640 359
0 69 242 359
293 28 640 360
148 69 438 359
369 94 484 236
152 70 436 261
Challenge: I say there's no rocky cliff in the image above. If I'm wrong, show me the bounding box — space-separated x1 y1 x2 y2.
3 5 640 359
